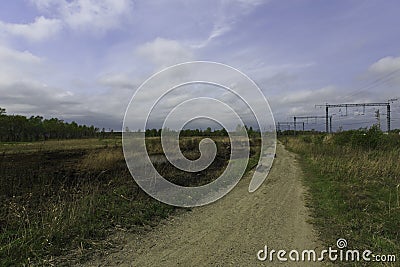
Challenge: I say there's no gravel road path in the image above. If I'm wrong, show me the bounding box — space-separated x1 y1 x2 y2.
85 143 326 266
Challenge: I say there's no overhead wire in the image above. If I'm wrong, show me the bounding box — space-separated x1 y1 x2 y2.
341 68 400 101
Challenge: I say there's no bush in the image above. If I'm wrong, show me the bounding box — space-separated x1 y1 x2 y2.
333 130 357 146
333 125 384 150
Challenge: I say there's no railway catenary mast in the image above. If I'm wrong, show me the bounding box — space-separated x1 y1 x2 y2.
316 100 398 133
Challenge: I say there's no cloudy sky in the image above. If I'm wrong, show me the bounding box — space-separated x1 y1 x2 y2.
1 0 400 131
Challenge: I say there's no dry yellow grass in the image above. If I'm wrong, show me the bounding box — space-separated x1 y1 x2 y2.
79 148 124 172
0 138 121 154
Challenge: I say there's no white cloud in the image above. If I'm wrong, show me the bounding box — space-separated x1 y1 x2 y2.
192 22 231 49
0 42 134 129
97 73 138 89
278 86 337 105
269 86 346 119
0 78 125 129
3 0 134 41
0 16 62 42
136 38 193 68
30 0 55 11
59 0 133 33
0 46 42 64
369 56 400 74
0 46 73 115
31 0 133 33
191 0 267 49
366 56 400 88
6 0 261 46
0 45 44 86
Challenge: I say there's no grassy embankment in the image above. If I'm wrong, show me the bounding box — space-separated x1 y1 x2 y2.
283 128 400 261
0 137 260 266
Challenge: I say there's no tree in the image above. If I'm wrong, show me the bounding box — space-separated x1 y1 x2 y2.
0 110 99 142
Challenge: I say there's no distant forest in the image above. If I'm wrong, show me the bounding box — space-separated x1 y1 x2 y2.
144 126 260 137
0 108 99 142
0 107 262 142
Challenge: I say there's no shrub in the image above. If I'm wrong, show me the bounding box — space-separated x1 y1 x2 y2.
333 125 385 150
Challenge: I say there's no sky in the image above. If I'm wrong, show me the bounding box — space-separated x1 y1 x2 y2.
0 0 400 131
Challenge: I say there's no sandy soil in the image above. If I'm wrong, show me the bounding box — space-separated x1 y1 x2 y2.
83 143 327 266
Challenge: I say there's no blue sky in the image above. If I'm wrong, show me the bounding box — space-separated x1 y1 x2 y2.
0 0 399 131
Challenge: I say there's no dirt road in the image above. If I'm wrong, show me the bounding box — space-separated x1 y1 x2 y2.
85 143 325 266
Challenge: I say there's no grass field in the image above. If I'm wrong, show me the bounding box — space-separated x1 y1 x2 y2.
0 138 121 154
283 130 400 263
0 137 260 266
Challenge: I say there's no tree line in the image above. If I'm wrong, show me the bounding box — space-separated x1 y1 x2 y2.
0 108 100 142
0 107 262 142
144 126 260 138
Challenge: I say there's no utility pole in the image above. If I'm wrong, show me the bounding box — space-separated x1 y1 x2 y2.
277 122 292 133
387 104 390 132
293 118 305 134
294 116 297 135
316 102 396 132
326 106 329 133
278 122 296 134
375 109 381 130
293 115 332 133
387 99 398 132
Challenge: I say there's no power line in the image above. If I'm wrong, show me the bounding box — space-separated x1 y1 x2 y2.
342 68 400 101
276 122 294 132
315 100 397 132
293 115 332 133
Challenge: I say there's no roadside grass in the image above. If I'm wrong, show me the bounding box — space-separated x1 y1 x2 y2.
0 137 260 266
284 133 400 262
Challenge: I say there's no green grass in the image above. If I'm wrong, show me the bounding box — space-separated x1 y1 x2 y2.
0 137 260 265
284 133 400 265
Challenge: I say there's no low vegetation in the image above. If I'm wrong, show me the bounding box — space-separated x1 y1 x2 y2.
284 127 400 260
0 136 260 266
